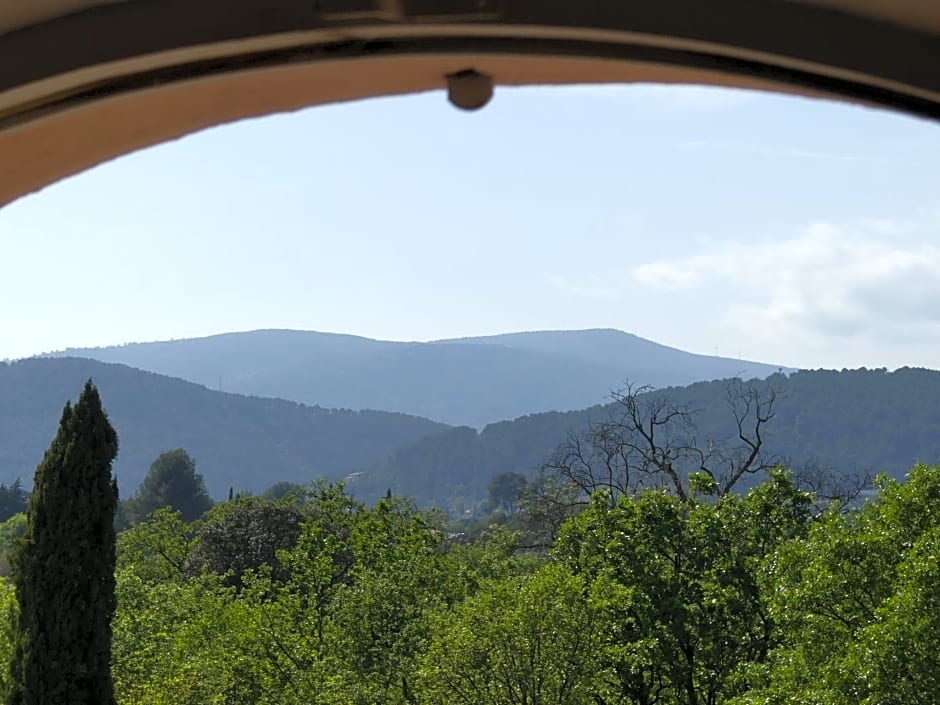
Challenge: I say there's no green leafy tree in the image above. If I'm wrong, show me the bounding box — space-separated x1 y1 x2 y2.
125 449 213 524
740 465 940 705
329 498 462 704
846 525 940 705
112 570 265 705
0 514 26 577
232 484 366 703
116 507 197 585
556 469 811 705
6 380 119 705
419 564 599 705
0 515 25 554
0 581 14 697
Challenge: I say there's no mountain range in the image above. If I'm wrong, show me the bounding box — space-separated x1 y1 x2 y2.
44 329 787 427
4 341 940 511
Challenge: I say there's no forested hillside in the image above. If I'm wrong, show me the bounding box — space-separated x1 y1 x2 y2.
0 358 447 497
6 360 939 513
46 328 785 427
355 367 940 508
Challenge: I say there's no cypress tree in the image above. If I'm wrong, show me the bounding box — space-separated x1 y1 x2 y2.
7 380 119 705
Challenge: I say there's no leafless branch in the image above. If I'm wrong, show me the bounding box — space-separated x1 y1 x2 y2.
526 378 783 525
789 459 874 512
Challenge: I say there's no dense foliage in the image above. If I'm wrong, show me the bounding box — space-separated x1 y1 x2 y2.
0 464 935 704
6 381 119 705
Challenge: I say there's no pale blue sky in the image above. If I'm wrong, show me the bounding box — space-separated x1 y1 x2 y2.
1 83 939 369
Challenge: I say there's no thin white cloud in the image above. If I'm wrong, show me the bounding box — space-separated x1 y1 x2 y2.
631 219 940 353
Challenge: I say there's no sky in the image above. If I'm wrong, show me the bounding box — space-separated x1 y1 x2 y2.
1 83 939 369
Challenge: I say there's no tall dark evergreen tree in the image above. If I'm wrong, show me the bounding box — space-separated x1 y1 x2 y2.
7 380 119 705
124 448 213 523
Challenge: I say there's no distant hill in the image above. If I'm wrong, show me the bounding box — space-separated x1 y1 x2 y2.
0 358 447 498
45 329 787 427
352 368 940 509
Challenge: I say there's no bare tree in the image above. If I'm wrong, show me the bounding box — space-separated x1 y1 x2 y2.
788 458 875 512
523 379 779 538
705 378 780 496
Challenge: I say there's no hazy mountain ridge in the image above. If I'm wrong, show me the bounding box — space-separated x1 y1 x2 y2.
45 328 788 427
437 328 784 382
0 357 447 497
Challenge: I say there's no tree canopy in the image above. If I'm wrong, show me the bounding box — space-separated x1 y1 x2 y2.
0 465 934 704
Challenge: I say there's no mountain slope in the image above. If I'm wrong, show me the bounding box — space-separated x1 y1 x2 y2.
354 368 940 508
45 329 787 427
0 357 447 497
